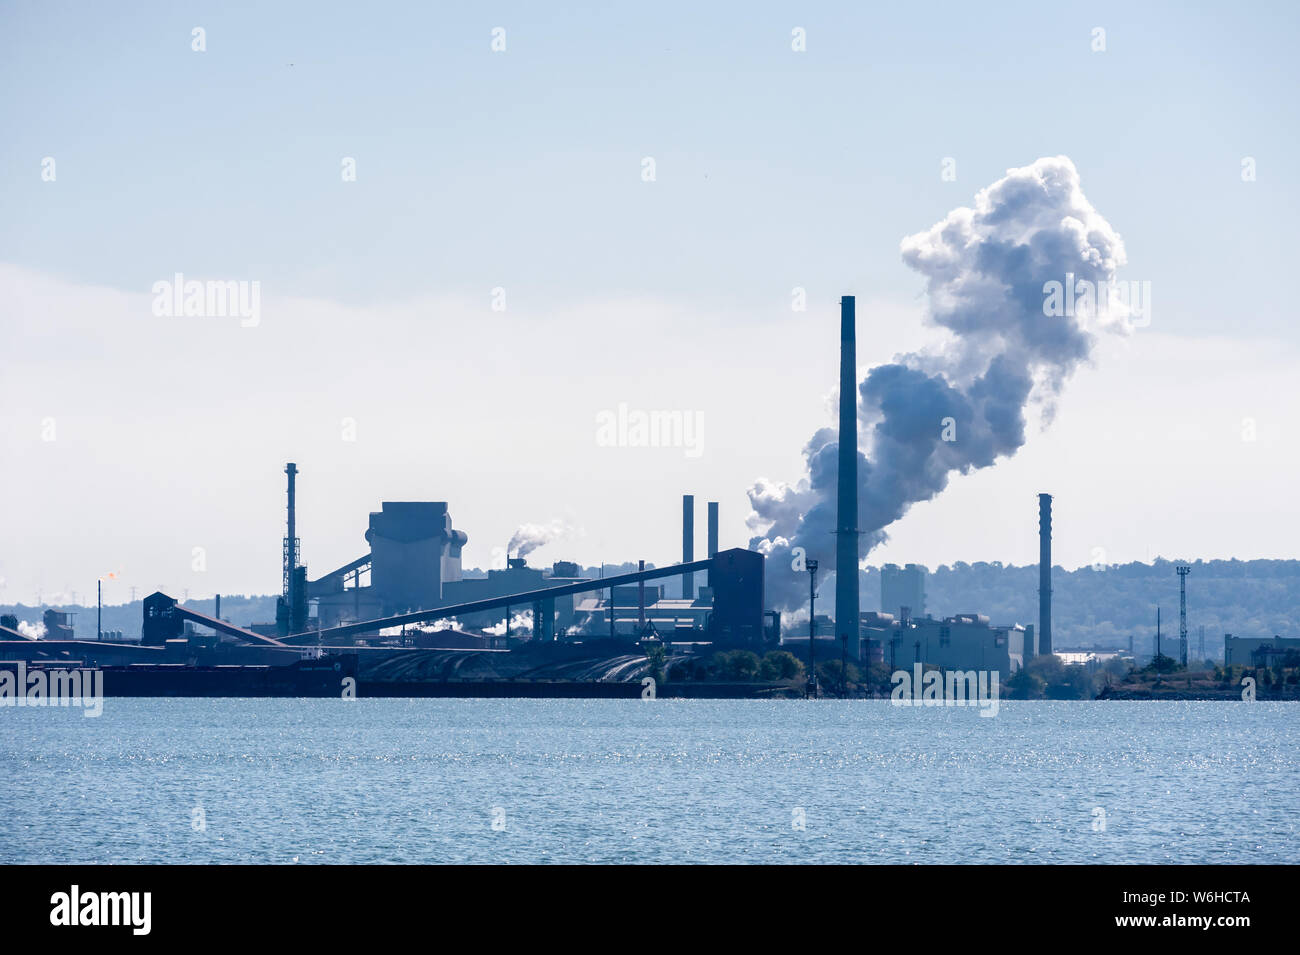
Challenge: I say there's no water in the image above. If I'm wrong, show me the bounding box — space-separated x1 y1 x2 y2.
3 699 1295 864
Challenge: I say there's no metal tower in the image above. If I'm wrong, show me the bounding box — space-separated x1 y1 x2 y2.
1176 565 1190 667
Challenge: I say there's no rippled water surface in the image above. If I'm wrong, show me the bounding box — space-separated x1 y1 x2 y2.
3 699 1295 863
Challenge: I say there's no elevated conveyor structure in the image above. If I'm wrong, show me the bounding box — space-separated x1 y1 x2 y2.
142 592 286 647
282 548 766 647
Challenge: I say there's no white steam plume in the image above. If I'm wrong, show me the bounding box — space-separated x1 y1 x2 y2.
484 612 534 636
749 157 1132 612
508 519 575 559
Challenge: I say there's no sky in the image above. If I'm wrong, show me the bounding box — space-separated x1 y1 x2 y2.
2 0 1298 607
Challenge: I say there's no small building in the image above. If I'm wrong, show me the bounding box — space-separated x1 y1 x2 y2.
43 609 76 641
881 563 927 618
1225 634 1300 668
864 612 1033 678
1053 648 1133 672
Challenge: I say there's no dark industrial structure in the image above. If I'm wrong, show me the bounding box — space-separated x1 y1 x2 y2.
682 494 695 600
278 546 764 648
835 295 861 659
707 501 719 558
307 500 469 628
1177 564 1190 667
1038 492 1052 657
143 591 285 649
277 463 306 636
110 463 769 691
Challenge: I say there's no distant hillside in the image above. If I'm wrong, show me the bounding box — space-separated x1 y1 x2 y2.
863 558 1300 653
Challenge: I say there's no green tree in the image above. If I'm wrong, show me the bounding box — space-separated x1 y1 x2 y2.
1027 654 1066 685
1146 653 1180 674
759 650 804 682
713 649 761 681
1005 668 1046 699
644 643 666 685
1045 664 1094 699
817 659 860 694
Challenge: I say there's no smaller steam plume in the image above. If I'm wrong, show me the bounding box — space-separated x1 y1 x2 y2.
484 611 534 636
509 519 575 559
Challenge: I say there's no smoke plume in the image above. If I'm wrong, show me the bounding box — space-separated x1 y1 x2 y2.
484 611 534 636
749 157 1131 611
508 519 575 559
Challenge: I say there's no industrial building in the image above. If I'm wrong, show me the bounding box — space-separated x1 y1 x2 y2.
782 610 1032 678
309 500 469 628
1224 634 1300 668
880 563 927 618
439 558 591 639
1 609 80 641
572 586 713 638
266 545 765 649
871 612 1035 679
269 465 744 646
0 614 30 641
779 608 1034 679
205 461 767 652
1054 648 1132 671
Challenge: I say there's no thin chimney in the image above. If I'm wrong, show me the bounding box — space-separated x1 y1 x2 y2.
285 462 298 627
1038 492 1052 656
682 494 695 600
707 501 719 557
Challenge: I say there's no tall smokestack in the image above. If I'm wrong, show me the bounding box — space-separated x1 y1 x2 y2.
1038 492 1052 656
835 296 860 651
682 494 695 599
285 463 298 622
638 559 646 632
707 501 719 557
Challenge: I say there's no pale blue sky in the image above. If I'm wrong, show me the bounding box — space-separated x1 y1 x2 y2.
4 1 1296 328
2 1 1298 605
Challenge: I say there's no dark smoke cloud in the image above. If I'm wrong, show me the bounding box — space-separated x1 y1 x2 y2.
748 157 1130 612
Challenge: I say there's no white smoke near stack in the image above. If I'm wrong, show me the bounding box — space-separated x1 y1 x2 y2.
18 621 46 639
483 611 534 636
749 157 1133 613
508 519 576 560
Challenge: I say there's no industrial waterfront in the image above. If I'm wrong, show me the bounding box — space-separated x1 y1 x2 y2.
4 294 1294 700
5 0 1296 919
